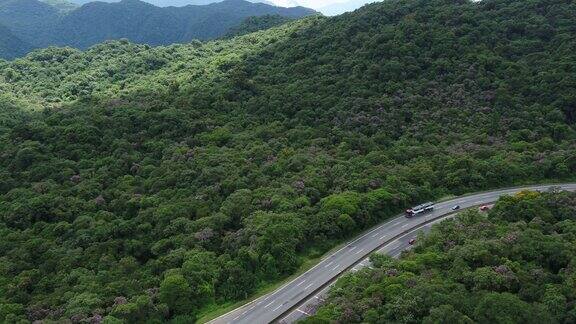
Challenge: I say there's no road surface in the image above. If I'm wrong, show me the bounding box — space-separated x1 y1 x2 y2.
209 184 576 324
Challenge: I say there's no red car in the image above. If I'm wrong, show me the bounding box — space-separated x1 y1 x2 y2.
480 205 490 211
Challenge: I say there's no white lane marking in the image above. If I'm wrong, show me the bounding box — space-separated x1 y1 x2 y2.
296 280 306 287
304 283 314 290
233 315 240 320
324 261 333 268
401 223 410 228
380 234 387 240
264 300 275 308
331 264 340 271
371 233 379 238
354 248 364 255
349 246 356 251
297 309 311 315
272 304 283 312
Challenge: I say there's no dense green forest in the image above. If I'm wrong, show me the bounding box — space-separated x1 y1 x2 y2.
307 190 576 323
0 0 576 322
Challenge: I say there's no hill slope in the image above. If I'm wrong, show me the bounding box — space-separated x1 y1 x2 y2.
0 23 32 58
0 0 60 47
0 0 575 322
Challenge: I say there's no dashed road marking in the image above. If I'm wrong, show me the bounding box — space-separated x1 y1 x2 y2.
324 261 333 268
272 304 283 312
297 309 311 315
304 283 314 290
354 248 364 255
296 280 306 287
264 300 275 308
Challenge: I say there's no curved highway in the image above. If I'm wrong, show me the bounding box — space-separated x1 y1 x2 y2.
209 184 576 324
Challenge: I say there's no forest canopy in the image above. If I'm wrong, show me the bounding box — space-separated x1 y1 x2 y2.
0 0 575 322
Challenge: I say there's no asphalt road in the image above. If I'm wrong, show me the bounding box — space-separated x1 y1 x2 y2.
209 184 576 324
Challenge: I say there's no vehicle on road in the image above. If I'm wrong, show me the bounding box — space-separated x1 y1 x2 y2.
408 238 416 245
405 202 434 217
452 205 460 210
480 205 490 211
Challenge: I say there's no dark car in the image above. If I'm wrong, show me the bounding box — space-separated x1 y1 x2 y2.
480 205 490 211
452 205 461 210
408 238 416 245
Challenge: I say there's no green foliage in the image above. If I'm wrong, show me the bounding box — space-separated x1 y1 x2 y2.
309 192 576 323
321 191 361 215
159 274 193 316
0 0 575 322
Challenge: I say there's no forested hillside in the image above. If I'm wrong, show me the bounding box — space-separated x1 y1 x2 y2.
0 24 32 59
0 0 575 322
0 0 316 58
307 190 576 323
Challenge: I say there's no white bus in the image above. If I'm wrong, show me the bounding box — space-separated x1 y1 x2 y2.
405 202 434 217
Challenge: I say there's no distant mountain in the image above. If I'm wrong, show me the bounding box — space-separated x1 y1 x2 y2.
70 0 275 7
0 0 316 58
0 23 32 59
55 0 316 47
225 14 292 37
0 0 60 47
40 0 78 12
318 0 381 16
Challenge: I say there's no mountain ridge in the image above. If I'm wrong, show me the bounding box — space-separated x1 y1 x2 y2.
0 0 317 58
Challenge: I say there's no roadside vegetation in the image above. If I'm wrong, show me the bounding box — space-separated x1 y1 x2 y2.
0 0 575 322
307 190 576 323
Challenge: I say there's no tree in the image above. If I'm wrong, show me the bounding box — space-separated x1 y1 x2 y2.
473 292 553 324
423 305 473 324
159 274 193 316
